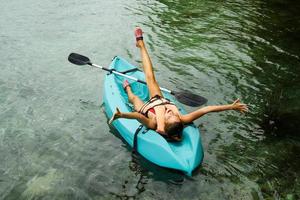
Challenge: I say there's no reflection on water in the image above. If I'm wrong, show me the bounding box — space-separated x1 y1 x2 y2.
0 0 299 199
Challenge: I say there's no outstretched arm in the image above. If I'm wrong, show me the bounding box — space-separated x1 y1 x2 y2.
181 99 248 124
109 108 156 129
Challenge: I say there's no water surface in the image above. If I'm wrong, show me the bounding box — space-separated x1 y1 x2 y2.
1 0 300 199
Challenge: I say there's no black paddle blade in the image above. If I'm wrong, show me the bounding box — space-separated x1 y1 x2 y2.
68 53 91 65
174 90 207 107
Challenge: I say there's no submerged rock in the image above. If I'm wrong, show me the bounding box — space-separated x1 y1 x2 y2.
22 169 62 199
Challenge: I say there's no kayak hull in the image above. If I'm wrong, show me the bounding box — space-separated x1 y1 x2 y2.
103 56 204 175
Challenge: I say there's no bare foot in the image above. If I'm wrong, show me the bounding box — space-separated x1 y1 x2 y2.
123 80 130 92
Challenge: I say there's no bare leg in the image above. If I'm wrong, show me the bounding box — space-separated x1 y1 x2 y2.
125 85 144 111
136 36 163 98
109 84 144 124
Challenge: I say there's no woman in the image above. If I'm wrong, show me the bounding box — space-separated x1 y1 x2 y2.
109 27 248 141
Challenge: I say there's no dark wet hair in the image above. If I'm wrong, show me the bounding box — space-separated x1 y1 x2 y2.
165 121 184 141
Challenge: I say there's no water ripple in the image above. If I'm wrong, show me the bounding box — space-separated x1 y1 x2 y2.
1 0 300 199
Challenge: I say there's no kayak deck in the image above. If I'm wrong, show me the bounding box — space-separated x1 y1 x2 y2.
103 56 204 175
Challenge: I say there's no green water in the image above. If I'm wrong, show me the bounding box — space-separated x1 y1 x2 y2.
1 0 299 199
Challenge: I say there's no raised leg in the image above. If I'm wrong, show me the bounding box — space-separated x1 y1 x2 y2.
135 28 163 98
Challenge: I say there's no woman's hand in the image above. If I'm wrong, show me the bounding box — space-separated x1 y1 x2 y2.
231 99 248 113
109 107 122 124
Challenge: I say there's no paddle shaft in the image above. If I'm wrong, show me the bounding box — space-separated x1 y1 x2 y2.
89 63 173 94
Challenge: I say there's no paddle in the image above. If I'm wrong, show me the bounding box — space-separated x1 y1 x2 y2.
68 53 207 107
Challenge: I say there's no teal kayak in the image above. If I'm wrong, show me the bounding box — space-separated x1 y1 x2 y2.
103 56 204 176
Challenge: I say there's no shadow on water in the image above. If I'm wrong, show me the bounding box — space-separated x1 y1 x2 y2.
261 86 300 136
104 124 202 199
102 105 189 189
107 124 189 181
